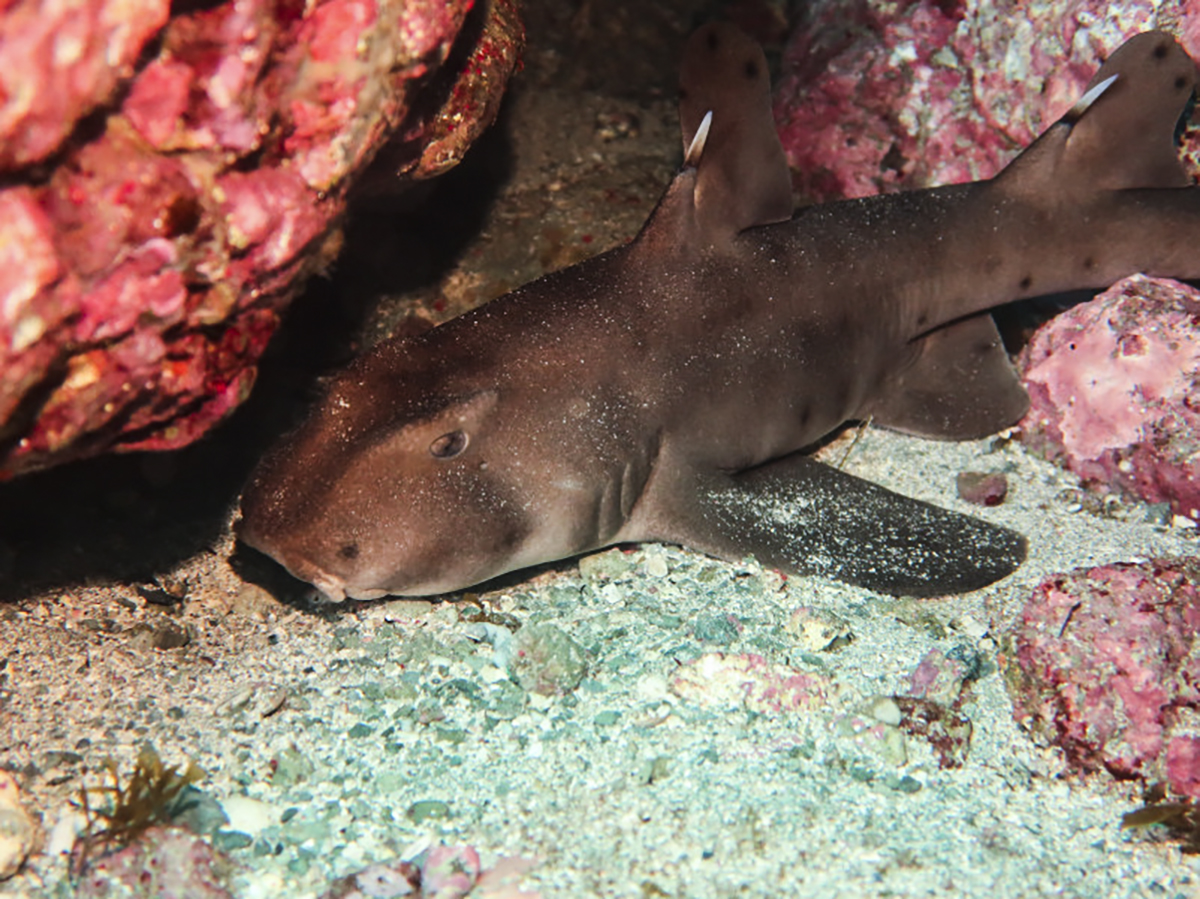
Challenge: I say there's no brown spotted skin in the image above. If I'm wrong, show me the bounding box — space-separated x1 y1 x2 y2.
239 26 1200 599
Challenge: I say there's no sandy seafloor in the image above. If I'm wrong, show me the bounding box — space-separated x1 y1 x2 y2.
4 1 1200 896
4 430 1200 898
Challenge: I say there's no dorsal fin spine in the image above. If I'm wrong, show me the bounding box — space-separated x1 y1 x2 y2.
1064 73 1119 123
685 110 713 169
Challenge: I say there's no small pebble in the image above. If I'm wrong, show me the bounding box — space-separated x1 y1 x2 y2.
956 471 1008 506
579 548 633 582
478 663 509 685
908 648 971 706
595 109 640 141
785 607 853 651
836 715 908 766
230 583 280 621
638 755 671 785
868 696 903 726
463 621 516 670
693 613 741 645
953 614 989 640
213 830 253 852
219 795 278 837
643 552 669 578
635 673 671 702
406 800 451 824
1143 503 1172 525
45 810 85 859
510 623 587 695
381 599 435 620
893 697 974 769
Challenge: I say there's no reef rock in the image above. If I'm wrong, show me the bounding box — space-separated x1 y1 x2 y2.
1017 275 1200 520
1006 559 1200 799
0 0 523 477
74 826 233 899
774 0 1196 201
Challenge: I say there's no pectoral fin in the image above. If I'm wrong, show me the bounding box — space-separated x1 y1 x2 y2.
651 454 1026 596
861 314 1030 440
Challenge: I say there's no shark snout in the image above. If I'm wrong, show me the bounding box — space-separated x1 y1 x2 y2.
309 568 348 602
312 570 391 602
291 560 392 603
237 514 391 603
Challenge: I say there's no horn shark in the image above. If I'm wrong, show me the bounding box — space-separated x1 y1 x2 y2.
238 24 1200 601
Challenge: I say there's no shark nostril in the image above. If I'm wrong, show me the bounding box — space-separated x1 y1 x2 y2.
338 543 360 561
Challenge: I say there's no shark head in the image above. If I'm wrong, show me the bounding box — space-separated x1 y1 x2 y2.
237 338 541 600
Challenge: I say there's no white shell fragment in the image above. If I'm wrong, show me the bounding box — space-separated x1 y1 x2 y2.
0 771 35 881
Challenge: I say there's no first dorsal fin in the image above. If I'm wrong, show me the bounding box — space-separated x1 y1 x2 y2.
677 22 794 239
997 31 1197 195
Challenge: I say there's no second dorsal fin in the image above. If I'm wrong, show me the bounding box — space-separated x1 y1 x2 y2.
997 31 1197 196
1061 31 1196 190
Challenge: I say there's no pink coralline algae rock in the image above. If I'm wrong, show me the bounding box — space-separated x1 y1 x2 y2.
908 647 975 706
1006 559 1200 799
0 0 170 170
0 0 523 477
774 0 1196 201
1017 275 1200 519
75 826 233 899
670 652 828 714
323 846 540 899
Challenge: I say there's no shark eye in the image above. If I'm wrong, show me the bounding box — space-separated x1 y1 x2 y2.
429 430 468 459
